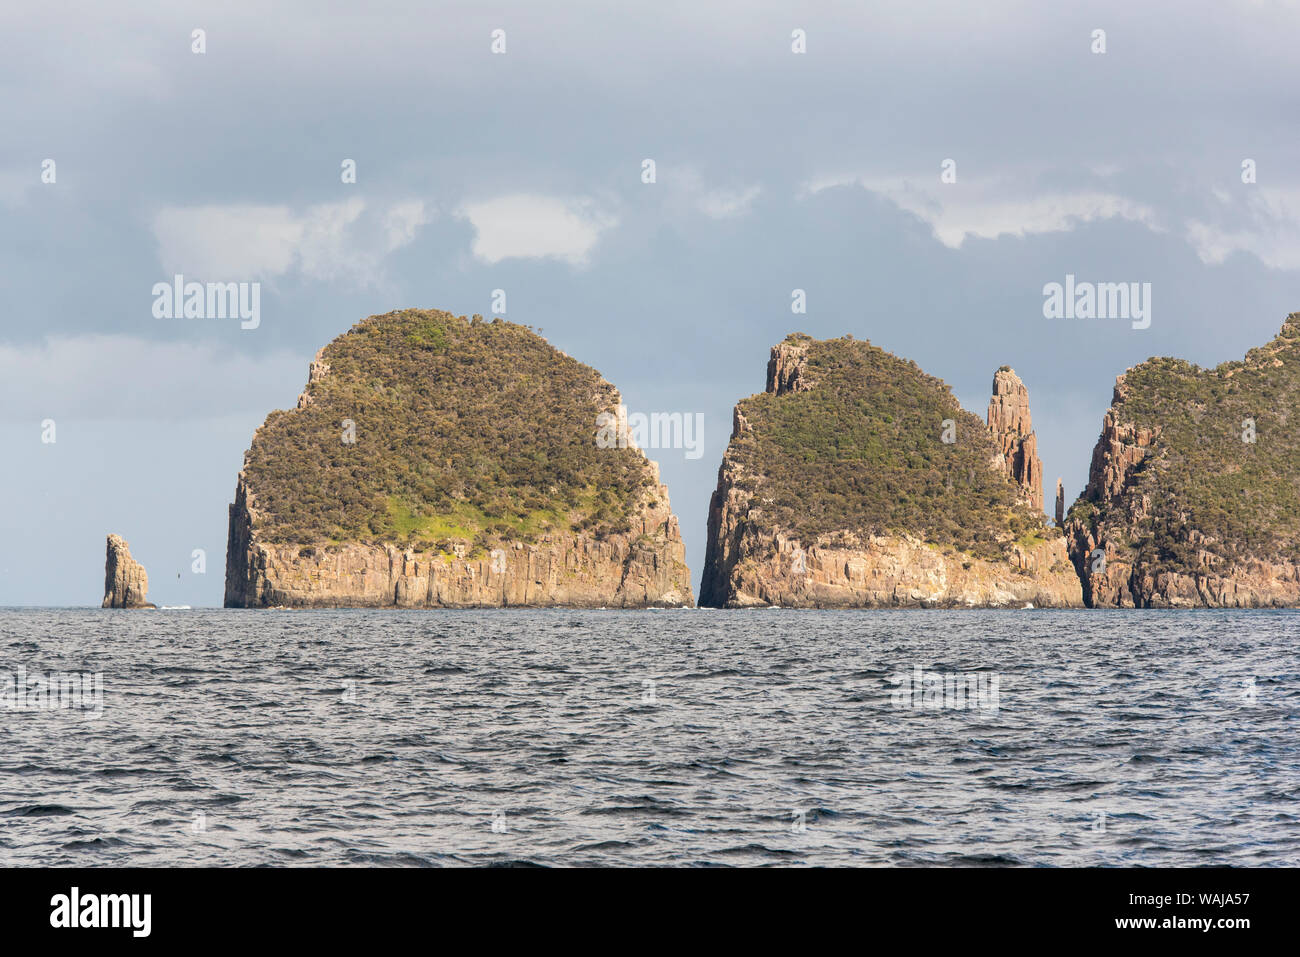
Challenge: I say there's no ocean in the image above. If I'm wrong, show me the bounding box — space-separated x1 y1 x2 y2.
1 608 1295 867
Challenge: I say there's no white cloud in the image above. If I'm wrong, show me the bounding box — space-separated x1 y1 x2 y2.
1185 187 1300 270
697 184 762 219
664 167 763 220
811 170 1300 271
382 199 431 249
151 198 431 284
805 173 1159 248
0 335 305 422
458 194 616 266
153 203 303 277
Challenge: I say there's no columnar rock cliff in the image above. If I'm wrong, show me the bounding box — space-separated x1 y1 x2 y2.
102 534 155 608
225 309 692 608
699 334 1082 608
1065 312 1300 607
986 368 1044 512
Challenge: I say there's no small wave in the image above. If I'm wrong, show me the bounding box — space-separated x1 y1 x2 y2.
5 804 76 817
61 836 128 850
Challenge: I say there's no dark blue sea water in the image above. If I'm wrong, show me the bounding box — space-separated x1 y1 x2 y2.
0 608 1296 866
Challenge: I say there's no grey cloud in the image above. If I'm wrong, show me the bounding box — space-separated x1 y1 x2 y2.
1 0 1297 603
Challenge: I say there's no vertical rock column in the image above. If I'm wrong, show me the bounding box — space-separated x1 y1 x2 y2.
987 367 1044 513
103 534 155 608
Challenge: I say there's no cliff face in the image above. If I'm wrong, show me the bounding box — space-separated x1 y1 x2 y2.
225 309 692 608
225 469 689 608
102 534 155 608
699 335 1082 608
1065 312 1300 607
700 524 1079 609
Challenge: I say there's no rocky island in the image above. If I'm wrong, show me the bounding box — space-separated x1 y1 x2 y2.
224 309 692 608
698 334 1082 608
1065 312 1300 607
102 534 155 608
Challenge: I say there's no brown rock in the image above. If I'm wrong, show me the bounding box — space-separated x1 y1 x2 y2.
225 467 691 608
102 534 155 609
765 336 816 395
702 525 1082 609
986 368 1043 512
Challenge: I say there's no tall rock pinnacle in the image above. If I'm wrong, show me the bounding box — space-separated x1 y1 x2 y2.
102 534 155 608
987 367 1044 513
1055 478 1065 527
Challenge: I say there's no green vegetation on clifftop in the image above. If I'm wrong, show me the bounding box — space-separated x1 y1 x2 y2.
242 310 651 549
1070 313 1300 569
729 335 1052 560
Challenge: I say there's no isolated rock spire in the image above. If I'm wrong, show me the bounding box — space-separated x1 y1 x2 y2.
987 367 1044 513
102 534 155 608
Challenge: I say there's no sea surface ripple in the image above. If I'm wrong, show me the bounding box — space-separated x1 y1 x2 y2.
0 608 1296 866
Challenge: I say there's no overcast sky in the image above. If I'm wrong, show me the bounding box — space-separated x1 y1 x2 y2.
3 1 1298 605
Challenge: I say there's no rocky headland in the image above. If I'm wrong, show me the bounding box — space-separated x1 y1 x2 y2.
1065 312 1300 607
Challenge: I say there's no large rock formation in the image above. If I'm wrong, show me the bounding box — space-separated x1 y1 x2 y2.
225 309 692 608
102 534 155 608
986 367 1044 512
698 334 1082 608
1065 312 1300 607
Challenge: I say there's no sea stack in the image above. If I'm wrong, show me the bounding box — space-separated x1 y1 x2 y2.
698 334 1082 608
1054 479 1065 527
224 309 692 608
102 534 155 608
1065 312 1300 607
987 367 1043 512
